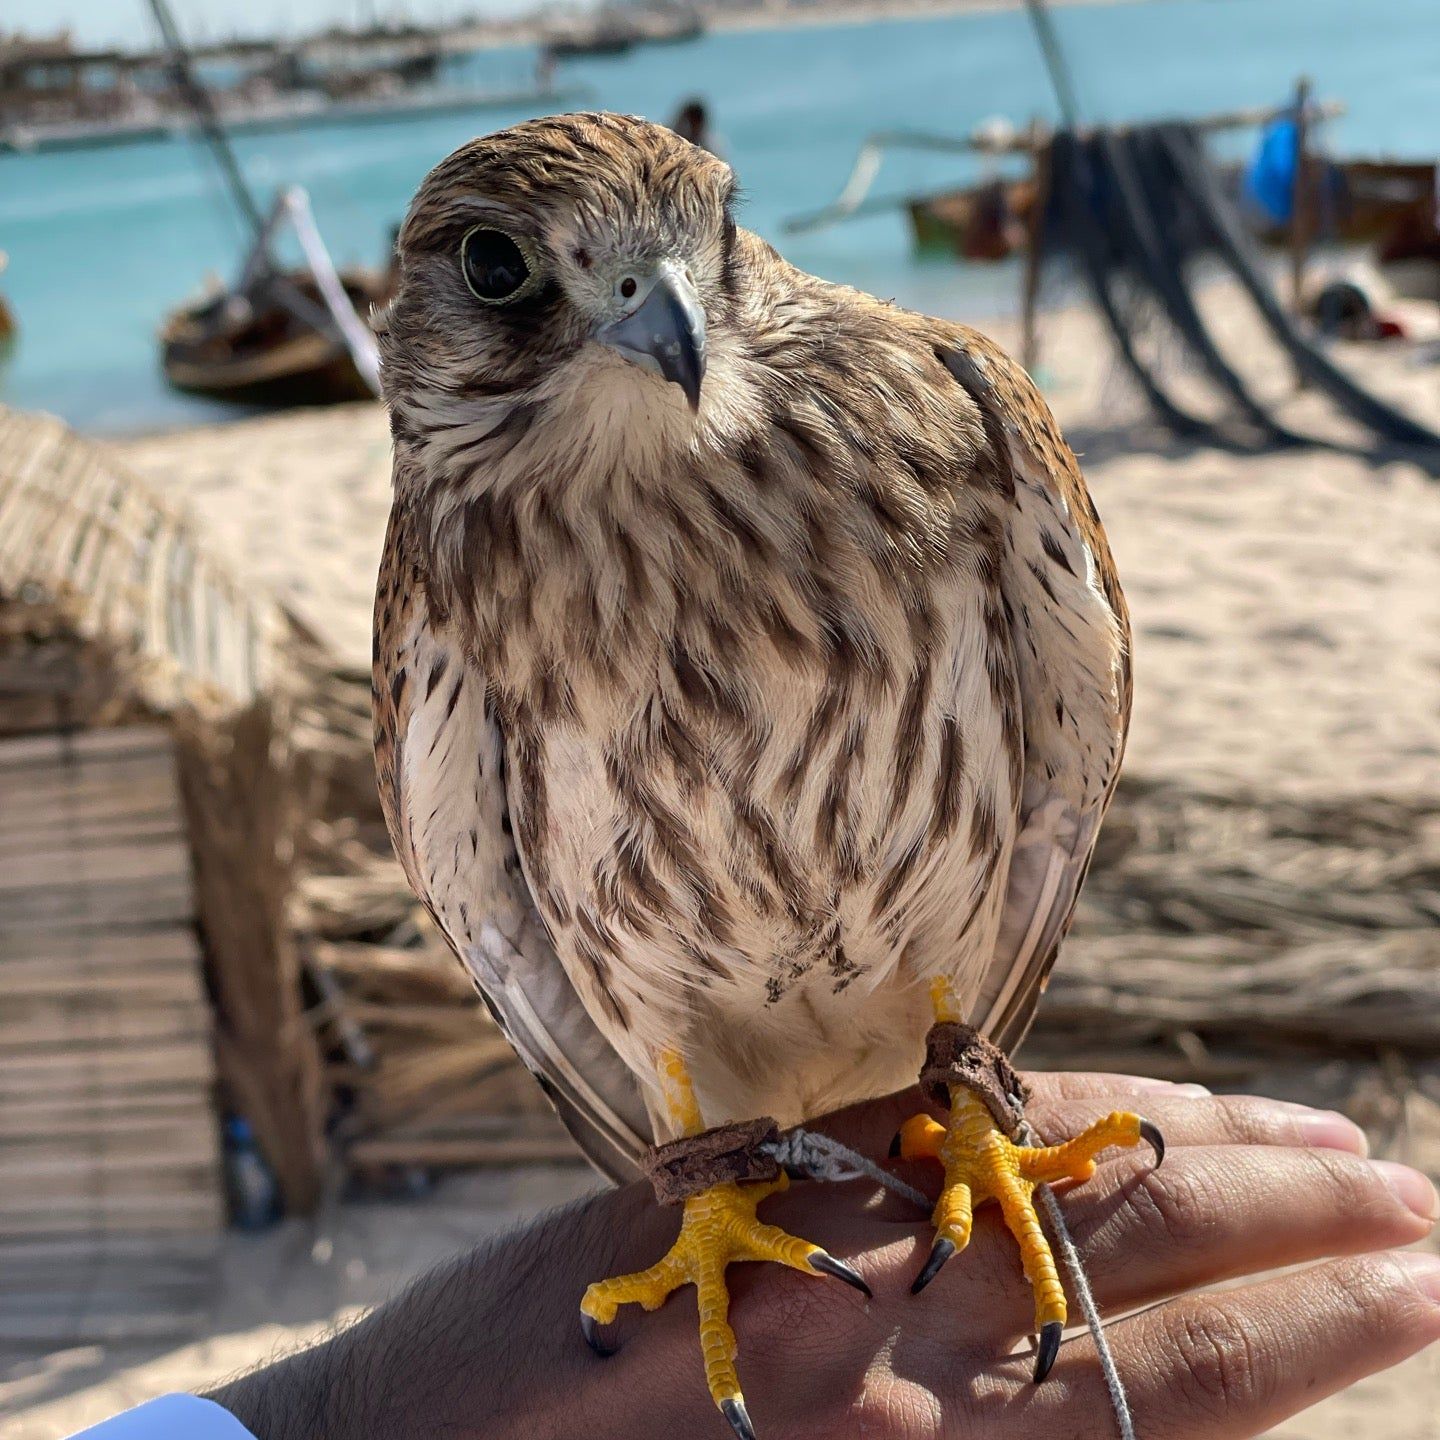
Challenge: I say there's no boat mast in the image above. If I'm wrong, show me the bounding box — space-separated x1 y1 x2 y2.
144 0 267 240
1021 0 1082 130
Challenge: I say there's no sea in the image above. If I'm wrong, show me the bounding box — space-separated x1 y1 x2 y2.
1 0 1436 434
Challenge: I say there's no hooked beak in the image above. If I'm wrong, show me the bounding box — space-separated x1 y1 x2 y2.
596 261 707 412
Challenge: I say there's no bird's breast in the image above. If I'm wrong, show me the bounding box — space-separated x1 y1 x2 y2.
489 561 1019 1095
440 440 1020 1092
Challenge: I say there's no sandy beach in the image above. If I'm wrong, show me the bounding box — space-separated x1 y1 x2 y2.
5 283 1439 1436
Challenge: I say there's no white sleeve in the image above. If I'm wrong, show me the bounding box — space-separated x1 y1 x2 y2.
68 1395 258 1439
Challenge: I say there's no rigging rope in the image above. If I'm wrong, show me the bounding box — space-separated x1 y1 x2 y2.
280 187 382 395
1023 0 1083 130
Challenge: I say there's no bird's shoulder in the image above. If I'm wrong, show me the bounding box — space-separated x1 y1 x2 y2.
740 235 1083 499
926 321 1108 538
757 254 1087 496
773 259 1124 627
745 253 1131 734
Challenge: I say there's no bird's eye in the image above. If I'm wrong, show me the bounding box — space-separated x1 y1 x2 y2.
460 226 539 305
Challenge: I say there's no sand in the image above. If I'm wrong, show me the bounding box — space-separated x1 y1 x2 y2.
1 1167 599 1440
6 284 1438 1436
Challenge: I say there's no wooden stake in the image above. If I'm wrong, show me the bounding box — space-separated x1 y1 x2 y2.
1289 76 1314 324
1021 124 1053 376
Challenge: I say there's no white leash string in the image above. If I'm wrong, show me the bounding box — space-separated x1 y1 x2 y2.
1019 1120 1139 1440
768 1123 1137 1440
763 1128 931 1209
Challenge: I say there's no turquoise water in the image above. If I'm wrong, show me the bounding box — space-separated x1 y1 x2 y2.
2 0 1437 433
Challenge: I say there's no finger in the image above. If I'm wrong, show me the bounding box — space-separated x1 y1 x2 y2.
1027 1094 1369 1158
1041 1252 1440 1440
795 1086 1250 1234
1024 1070 1212 1104
915 1146 1437 1343
794 1090 1346 1235
815 1073 1208 1160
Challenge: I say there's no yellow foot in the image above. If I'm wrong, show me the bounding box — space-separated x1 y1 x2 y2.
580 1177 869 1440
897 1091 1163 1381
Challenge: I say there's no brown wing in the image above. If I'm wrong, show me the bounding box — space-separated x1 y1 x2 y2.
940 329 1132 1051
374 498 650 1180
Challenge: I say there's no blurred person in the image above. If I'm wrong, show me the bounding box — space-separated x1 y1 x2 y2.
0 250 15 350
670 97 721 156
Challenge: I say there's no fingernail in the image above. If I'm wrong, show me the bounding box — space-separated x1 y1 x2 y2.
1289 1108 1370 1157
1171 1083 1212 1098
1392 1250 1440 1304
1370 1161 1440 1223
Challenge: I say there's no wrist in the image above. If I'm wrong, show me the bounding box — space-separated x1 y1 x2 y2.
206 1182 673 1440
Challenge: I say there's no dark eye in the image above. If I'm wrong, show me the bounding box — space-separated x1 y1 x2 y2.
460 226 539 305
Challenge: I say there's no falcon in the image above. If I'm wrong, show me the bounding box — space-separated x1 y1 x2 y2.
374 112 1156 1439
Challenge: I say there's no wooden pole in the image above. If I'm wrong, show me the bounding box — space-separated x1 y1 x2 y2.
145 0 268 242
1020 125 1053 376
1289 75 1313 318
1023 0 1082 130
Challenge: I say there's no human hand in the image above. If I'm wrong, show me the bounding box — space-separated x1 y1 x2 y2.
585 1071 1440 1439
207 1072 1440 1440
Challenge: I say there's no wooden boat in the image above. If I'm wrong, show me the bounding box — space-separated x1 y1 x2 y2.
545 27 637 60
1238 157 1439 251
150 0 388 411
904 155 1438 267
160 263 392 407
544 7 703 60
907 176 1038 261
643 14 705 46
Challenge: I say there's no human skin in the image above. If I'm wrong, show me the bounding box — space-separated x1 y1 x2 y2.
205 1072 1440 1440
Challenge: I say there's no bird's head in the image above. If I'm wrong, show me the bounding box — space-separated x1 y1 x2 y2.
382 112 744 489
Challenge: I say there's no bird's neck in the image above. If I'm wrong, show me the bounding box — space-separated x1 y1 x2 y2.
414 423 760 707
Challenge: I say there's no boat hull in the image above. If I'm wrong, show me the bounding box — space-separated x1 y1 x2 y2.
160 266 388 410
163 335 373 407
906 157 1439 266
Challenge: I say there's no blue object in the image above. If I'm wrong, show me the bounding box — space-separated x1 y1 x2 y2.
1244 116 1301 225
67 1395 258 1439
222 1116 280 1231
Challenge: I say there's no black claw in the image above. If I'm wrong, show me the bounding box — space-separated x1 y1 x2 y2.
810 1251 872 1298
720 1397 757 1440
910 1236 956 1294
580 1312 616 1357
888 1130 902 1159
1033 1320 1063 1383
1139 1118 1166 1169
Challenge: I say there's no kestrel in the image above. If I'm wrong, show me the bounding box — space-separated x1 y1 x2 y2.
374 112 1156 1438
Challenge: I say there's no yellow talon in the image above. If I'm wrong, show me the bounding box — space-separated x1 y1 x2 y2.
593 1052 872 1435
581 1177 868 1434
902 1087 1161 1379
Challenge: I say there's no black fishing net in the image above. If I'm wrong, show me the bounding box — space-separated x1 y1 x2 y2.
1039 123 1440 462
